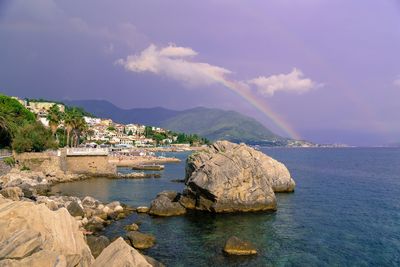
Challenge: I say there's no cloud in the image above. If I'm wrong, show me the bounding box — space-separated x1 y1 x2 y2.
249 68 322 96
116 44 232 88
0 0 148 50
116 44 321 96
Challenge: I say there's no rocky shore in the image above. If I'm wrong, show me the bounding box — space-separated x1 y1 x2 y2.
0 166 163 266
0 140 296 265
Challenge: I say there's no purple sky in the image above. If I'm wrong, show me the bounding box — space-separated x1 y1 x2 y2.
1 0 400 146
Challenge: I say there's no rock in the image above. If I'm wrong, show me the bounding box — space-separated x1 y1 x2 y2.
144 255 166 267
34 183 51 196
67 200 85 217
106 201 121 210
136 206 150 213
124 223 139 232
86 235 110 258
92 237 153 267
84 216 106 233
82 196 99 209
184 141 295 212
114 205 124 212
102 206 111 214
223 236 257 255
0 186 23 201
178 189 196 209
126 231 156 249
0 198 93 266
149 191 186 217
19 183 37 199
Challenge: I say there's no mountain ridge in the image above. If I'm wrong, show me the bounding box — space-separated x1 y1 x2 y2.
63 99 285 143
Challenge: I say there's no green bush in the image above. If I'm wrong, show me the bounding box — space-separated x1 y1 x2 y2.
3 156 15 167
12 122 57 153
20 165 30 171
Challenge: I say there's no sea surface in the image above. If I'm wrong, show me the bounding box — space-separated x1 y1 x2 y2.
52 148 400 267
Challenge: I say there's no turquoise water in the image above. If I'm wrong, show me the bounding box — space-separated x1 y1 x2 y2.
52 148 400 266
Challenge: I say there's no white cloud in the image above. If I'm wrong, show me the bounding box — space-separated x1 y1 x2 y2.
116 44 232 88
159 44 198 57
248 68 321 96
116 44 321 96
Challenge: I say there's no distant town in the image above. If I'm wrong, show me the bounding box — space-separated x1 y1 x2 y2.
11 96 208 149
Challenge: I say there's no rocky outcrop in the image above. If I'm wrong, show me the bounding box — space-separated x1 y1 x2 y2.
92 237 153 267
149 191 187 217
0 168 85 189
223 236 257 255
183 141 295 213
0 186 23 201
126 231 156 249
0 197 93 266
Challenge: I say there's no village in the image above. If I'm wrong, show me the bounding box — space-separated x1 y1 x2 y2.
11 96 205 151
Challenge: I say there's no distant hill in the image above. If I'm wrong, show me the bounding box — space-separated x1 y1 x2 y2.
64 99 286 144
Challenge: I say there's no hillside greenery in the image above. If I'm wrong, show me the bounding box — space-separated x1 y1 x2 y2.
160 107 282 143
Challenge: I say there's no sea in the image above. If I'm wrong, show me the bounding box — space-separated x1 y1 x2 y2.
51 148 400 267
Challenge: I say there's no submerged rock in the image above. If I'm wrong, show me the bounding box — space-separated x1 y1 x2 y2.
149 191 187 217
125 223 140 232
92 237 154 267
136 206 150 213
184 141 295 213
223 236 257 255
126 231 156 249
0 197 93 266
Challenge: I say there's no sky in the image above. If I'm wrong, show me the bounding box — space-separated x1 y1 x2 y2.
0 0 400 146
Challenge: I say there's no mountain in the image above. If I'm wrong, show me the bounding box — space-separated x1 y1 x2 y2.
64 99 286 144
63 100 181 126
159 107 281 142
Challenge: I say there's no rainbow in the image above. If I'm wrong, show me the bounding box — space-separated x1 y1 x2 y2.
223 79 302 140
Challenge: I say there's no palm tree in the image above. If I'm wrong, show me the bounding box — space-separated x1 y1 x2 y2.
47 104 62 138
63 111 74 147
72 115 87 147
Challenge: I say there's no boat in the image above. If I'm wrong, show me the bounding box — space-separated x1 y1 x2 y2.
132 164 165 171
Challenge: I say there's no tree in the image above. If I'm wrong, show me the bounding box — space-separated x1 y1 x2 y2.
0 95 36 148
86 129 95 141
63 111 74 147
128 129 133 136
47 104 63 137
12 122 57 153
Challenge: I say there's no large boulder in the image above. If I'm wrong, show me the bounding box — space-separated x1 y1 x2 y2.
0 197 93 266
184 141 295 212
92 237 153 267
149 191 187 217
223 236 257 255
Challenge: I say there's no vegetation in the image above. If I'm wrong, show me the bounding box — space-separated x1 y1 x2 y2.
144 126 209 145
3 156 15 167
0 95 36 148
160 107 282 143
12 122 57 153
47 104 63 137
63 108 88 147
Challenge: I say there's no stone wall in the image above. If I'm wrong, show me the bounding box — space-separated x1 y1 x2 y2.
65 155 116 177
13 151 62 173
13 150 116 177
